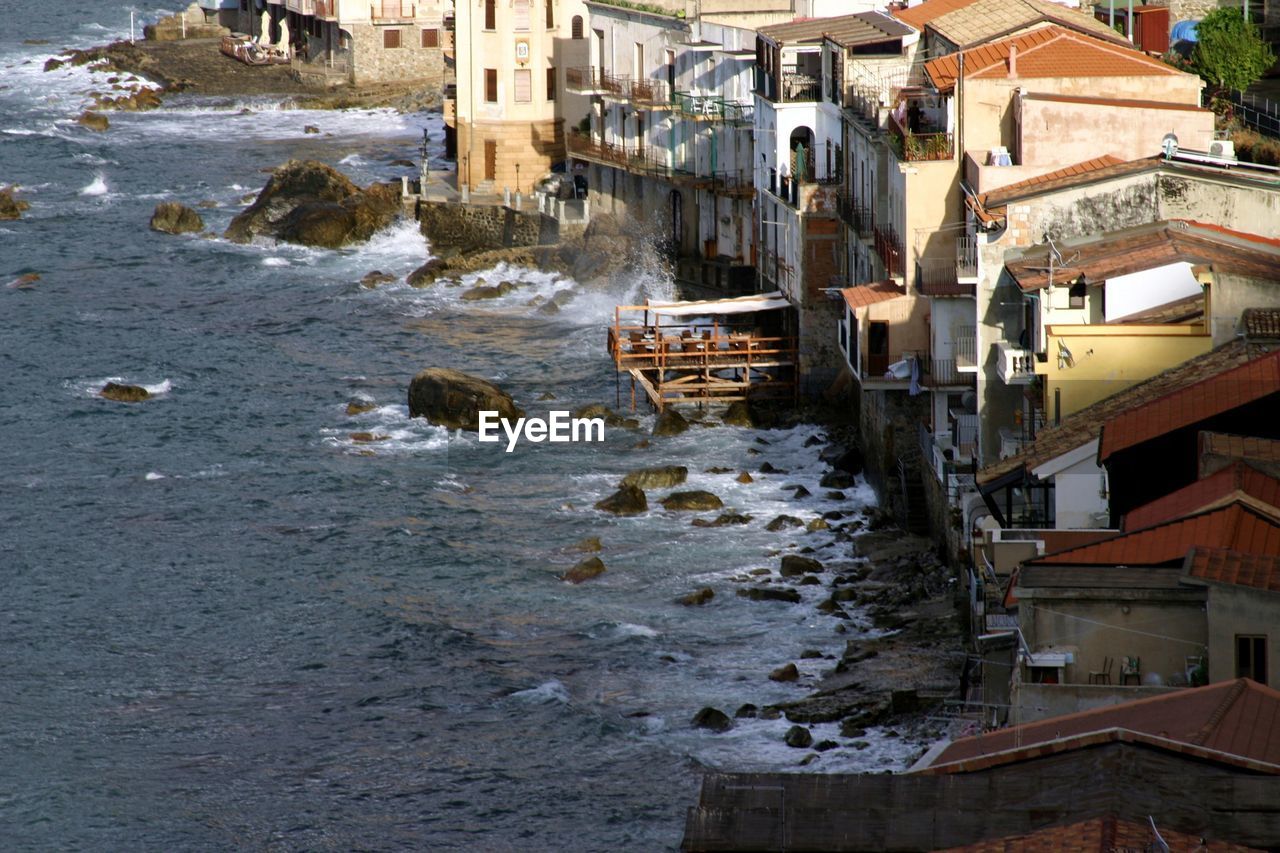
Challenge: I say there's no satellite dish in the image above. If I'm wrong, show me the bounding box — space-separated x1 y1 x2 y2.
1161 132 1179 159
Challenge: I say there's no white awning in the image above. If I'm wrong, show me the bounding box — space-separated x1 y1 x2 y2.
646 291 792 317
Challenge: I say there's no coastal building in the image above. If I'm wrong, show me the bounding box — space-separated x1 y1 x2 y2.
448 0 590 194
222 0 447 86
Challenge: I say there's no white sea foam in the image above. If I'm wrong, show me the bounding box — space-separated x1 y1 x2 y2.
510 680 570 704
321 403 448 455
80 173 107 196
614 623 660 639
144 472 165 481
262 257 290 267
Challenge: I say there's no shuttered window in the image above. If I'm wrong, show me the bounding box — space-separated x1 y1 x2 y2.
421 28 439 48
484 68 497 102
383 29 401 49
484 0 495 30
514 0 529 31
546 67 556 101
546 0 554 28
514 69 531 103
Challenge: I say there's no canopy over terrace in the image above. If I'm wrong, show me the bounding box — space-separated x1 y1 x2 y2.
607 293 798 412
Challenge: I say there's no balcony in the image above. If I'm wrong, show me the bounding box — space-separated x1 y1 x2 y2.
996 340 1036 385
873 225 905 280
312 0 337 18
567 131 696 183
778 71 820 103
953 325 977 371
672 91 751 123
566 67 626 97
707 170 754 199
630 79 671 106
888 115 954 162
916 236 978 296
371 0 416 21
924 358 974 388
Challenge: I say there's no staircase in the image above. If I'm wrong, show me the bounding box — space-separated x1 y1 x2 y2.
896 454 932 537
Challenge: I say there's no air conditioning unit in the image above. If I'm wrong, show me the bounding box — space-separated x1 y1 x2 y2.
1208 140 1236 160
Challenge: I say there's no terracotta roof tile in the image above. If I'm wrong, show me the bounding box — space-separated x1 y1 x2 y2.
940 814 1265 852
894 0 1126 46
924 678 1280 772
1243 307 1280 340
1031 502 1280 566
968 156 1162 223
1201 431 1280 467
892 0 977 31
1022 90 1212 112
924 26 1176 92
972 154 1124 210
1123 461 1280 530
979 340 1271 486
840 280 906 310
1186 546 1280 593
1099 348 1280 462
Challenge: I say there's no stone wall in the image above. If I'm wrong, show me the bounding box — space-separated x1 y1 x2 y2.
797 215 843 395
457 118 565 194
347 23 444 86
416 201 554 252
859 388 930 516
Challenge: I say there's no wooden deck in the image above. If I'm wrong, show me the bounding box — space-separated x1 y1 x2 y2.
608 306 798 411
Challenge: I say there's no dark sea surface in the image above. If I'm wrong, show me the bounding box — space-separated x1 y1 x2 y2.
0 4 909 849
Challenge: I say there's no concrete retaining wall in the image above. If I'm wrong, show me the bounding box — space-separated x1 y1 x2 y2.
417 200 556 251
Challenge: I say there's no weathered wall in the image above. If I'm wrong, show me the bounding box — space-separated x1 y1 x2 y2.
798 214 843 392
1018 96 1215 166
416 200 553 251
1203 583 1280 687
1209 274 1280 345
860 388 930 512
457 117 565 193
1012 683 1184 722
347 23 444 84
1156 173 1280 239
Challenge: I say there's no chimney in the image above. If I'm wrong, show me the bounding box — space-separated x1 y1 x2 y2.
1008 43 1018 77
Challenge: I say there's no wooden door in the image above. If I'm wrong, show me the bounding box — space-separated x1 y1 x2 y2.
484 140 496 181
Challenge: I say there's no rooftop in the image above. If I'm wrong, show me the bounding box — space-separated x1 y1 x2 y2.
1099 347 1280 462
1185 546 1280 593
1029 501 1280 566
939 814 1264 853
758 11 912 47
1021 90 1213 113
1017 564 1186 590
1244 307 1280 340
922 678 1280 773
893 0 1125 46
1123 460 1280 531
840 279 907 310
1201 431 1280 468
923 26 1178 93
979 340 1271 486
1004 221 1280 293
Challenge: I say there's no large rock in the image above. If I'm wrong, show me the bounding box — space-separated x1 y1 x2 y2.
720 401 755 427
691 513 752 528
784 725 813 748
149 202 204 235
737 587 802 604
100 382 149 403
460 281 516 301
770 663 800 683
0 187 30 221
621 465 687 490
561 556 606 584
677 588 715 606
407 257 449 287
224 160 399 248
573 403 639 429
407 367 521 430
692 707 734 733
652 408 689 436
594 485 647 516
661 491 723 511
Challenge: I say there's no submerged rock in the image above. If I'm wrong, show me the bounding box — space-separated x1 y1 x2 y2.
621 465 687 490
661 490 723 511
0 186 31 221
407 367 521 430
691 513 751 528
100 382 149 403
460 281 516 301
784 725 813 748
76 110 109 132
360 270 396 288
561 556 606 584
594 485 647 516
677 587 715 606
765 515 804 532
769 663 800 682
573 403 639 429
346 400 377 416
148 202 204 235
737 587 801 604
567 536 603 553
692 707 733 733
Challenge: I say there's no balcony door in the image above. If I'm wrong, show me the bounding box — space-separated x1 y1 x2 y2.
868 321 889 376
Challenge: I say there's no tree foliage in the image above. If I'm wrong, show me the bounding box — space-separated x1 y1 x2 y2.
1190 9 1275 96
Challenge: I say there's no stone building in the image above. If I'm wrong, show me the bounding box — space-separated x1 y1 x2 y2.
449 0 591 194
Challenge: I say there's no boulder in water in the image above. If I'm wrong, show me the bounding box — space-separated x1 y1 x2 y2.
621 465 687 490
691 513 751 528
661 491 723 511
720 401 754 427
561 556 606 584
765 515 804 532
820 470 855 489
677 587 715 606
303 125 320 134
346 400 377 416
574 403 639 429
407 367 521 431
407 257 449 287
149 202 204 235
784 725 813 748
0 186 31 221
652 408 689 436
780 555 824 576
594 485 647 516
769 663 800 682
360 270 397 288
737 587 801 604
567 536 602 553
460 281 516 301
100 382 149 403
735 471 754 484
691 707 733 733
77 111 109 132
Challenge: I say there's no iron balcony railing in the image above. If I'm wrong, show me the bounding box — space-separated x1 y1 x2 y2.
953 325 977 370
565 67 626 96
874 225 904 279
888 115 954 162
672 90 752 123
779 71 820 103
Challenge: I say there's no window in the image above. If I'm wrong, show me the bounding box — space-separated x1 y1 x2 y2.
546 67 556 101
383 29 402 49
484 68 498 102
484 0 496 30
1237 635 1268 683
571 15 583 39
514 69 531 103
514 0 529 31
421 28 439 48
546 0 554 28
1069 279 1086 309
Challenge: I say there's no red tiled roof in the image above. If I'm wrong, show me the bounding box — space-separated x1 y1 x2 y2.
1031 502 1280 566
971 155 1124 221
1123 461 1280 531
840 280 906 310
1201 431 1280 468
1022 91 1211 112
1186 546 1280 593
923 678 1280 773
924 26 1179 92
1178 220 1280 250
1099 349 1280 462
939 814 1264 852
892 0 977 30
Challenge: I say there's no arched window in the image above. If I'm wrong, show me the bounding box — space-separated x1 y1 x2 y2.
571 15 583 39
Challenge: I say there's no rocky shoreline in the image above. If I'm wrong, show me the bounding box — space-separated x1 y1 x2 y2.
45 37 442 112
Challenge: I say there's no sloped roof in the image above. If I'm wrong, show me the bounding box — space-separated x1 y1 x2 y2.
1186 546 1280 593
758 11 911 46
969 154 1124 224
1099 348 1280 462
1123 461 1280 531
840 280 906 310
1201 431 1280 468
1021 90 1212 113
930 0 1127 48
968 156 1161 224
923 678 1280 773
923 26 1178 92
939 814 1264 852
1106 291 1204 325
1029 501 1280 566
1243 307 1280 339
979 340 1268 486
893 0 976 30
